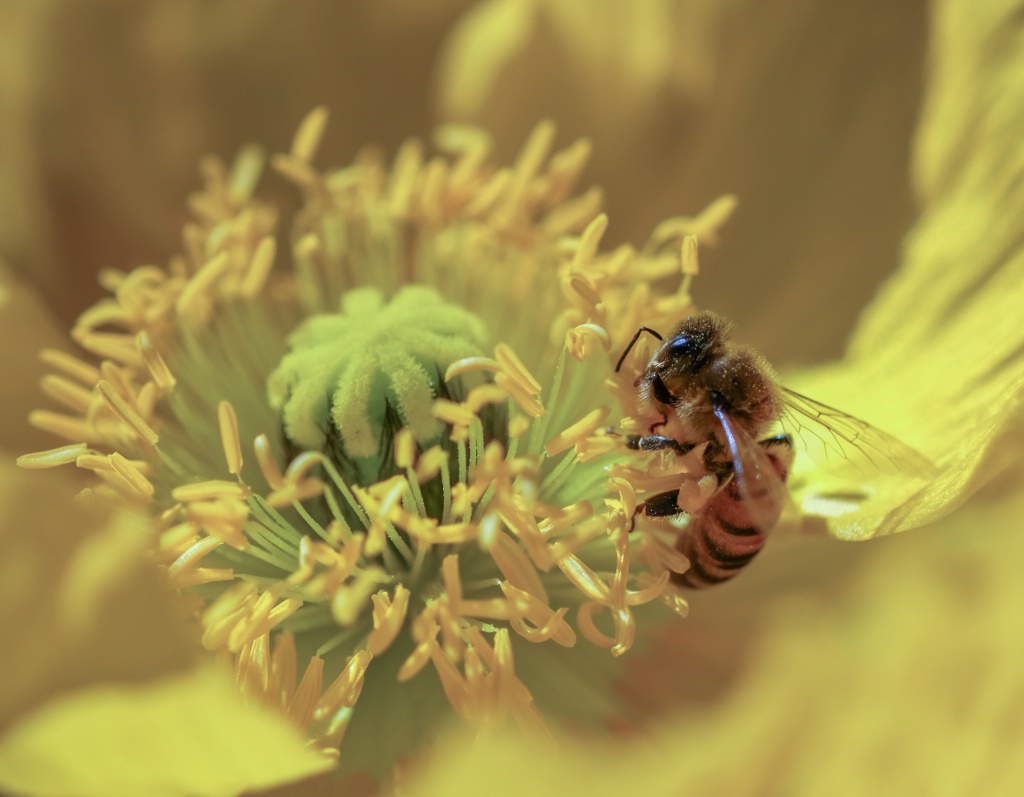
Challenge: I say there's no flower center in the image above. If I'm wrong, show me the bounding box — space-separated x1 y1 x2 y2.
18 110 741 778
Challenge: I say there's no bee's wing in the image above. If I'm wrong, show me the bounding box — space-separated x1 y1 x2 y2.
712 405 791 534
779 387 936 480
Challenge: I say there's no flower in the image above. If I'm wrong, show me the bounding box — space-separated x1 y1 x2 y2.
4 0 1024 794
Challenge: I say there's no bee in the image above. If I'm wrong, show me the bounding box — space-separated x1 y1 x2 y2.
616 311 933 589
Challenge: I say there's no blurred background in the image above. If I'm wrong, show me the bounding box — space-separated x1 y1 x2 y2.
0 0 927 365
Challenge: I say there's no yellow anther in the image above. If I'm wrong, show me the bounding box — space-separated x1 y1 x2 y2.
415 446 448 482
176 252 230 324
40 374 93 413
171 480 252 503
387 139 424 218
465 384 508 413
432 399 478 427
74 331 142 366
445 356 502 382
490 532 548 603
40 348 101 385
185 498 250 549
394 428 416 470
254 433 285 490
556 553 612 604
109 452 155 500
266 478 324 508
291 106 329 163
494 343 542 394
137 332 177 394
544 407 610 457
681 234 700 277
565 324 611 360
288 655 325 729
240 235 277 299
16 443 90 470
96 380 159 445
316 650 373 717
500 582 575 647
569 213 609 272
218 401 244 475
367 585 411 656
508 415 531 438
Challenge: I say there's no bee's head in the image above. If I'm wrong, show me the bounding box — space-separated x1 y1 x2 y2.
650 312 730 398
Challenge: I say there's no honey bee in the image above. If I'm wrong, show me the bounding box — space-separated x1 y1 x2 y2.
617 311 933 589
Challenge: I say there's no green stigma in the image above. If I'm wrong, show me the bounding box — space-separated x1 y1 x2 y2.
268 286 488 474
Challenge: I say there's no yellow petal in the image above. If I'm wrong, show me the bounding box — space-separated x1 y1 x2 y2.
788 0 1024 539
0 259 68 453
0 664 333 797
0 462 196 735
435 0 537 119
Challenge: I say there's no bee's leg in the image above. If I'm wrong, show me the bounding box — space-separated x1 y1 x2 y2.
637 490 683 518
758 434 794 478
626 435 696 456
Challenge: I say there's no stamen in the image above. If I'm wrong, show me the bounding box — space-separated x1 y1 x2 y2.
316 650 373 718
176 252 231 325
29 410 101 444
556 553 612 604
444 356 501 381
494 343 542 394
39 348 101 385
544 407 610 456
16 443 90 469
500 582 575 646
565 324 611 360
569 213 609 272
184 499 251 549
136 332 177 394
291 106 329 163
367 585 411 656
240 235 277 299
96 380 159 446
167 537 233 588
73 331 142 367
109 452 155 500
40 374 93 413
387 139 424 218
288 655 325 728
490 532 549 602
254 434 285 490
218 400 244 475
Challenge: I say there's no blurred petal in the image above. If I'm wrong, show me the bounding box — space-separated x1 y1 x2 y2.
0 259 67 452
790 0 1024 538
0 464 196 736
0 664 333 797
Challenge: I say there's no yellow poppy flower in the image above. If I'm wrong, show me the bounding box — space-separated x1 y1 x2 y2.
3 0 1023 794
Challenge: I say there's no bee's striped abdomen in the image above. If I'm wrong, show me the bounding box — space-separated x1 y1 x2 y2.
672 439 792 589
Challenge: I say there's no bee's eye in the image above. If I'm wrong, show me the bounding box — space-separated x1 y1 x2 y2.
667 335 699 360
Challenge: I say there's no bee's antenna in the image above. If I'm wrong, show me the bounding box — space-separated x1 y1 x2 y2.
615 327 664 372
